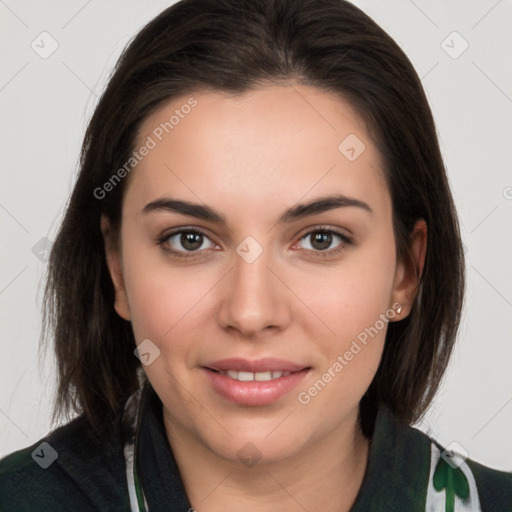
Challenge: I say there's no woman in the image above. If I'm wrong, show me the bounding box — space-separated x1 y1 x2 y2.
1 0 510 511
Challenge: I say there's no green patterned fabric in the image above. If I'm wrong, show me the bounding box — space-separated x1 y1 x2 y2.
433 457 470 511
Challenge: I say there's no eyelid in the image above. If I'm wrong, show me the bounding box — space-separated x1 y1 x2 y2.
295 224 352 242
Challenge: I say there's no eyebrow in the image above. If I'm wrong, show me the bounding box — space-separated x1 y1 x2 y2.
141 194 373 225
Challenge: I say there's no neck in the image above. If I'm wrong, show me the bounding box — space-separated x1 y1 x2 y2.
163 407 370 512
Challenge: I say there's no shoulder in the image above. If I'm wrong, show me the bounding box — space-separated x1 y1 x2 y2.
415 425 512 512
369 406 512 511
0 414 131 512
464 456 512 511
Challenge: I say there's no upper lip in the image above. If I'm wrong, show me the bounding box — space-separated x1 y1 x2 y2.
204 358 309 373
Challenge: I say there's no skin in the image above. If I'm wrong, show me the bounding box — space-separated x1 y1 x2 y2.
102 83 427 512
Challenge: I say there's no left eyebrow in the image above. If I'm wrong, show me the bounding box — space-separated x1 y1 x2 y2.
277 194 373 223
141 194 373 225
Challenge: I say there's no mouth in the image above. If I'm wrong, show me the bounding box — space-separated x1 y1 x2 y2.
209 369 295 381
202 358 311 405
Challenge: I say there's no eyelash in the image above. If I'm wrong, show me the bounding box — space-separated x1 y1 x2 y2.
157 226 353 260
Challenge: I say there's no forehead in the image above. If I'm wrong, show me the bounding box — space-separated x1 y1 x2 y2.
126 84 389 221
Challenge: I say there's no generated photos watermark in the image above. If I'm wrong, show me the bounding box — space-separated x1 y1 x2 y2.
93 97 198 200
297 302 402 405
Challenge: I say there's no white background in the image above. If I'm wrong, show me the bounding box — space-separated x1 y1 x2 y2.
1 0 511 470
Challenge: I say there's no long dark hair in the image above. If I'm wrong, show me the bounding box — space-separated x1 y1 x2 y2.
42 0 465 435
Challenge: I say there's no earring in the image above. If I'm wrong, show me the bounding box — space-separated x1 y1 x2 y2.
396 305 403 314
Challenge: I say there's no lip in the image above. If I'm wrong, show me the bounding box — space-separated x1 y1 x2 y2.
202 358 311 406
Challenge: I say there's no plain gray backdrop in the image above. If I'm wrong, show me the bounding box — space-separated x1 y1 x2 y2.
1 0 511 470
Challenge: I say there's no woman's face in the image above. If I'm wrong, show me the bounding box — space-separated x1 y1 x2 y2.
104 84 420 464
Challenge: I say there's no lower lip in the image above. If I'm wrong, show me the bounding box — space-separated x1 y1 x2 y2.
202 368 310 406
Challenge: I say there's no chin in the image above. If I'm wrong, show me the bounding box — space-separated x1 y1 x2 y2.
197 424 312 468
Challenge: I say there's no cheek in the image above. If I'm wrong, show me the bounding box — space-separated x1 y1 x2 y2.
302 244 396 344
297 236 397 396
122 255 209 394
120 242 199 342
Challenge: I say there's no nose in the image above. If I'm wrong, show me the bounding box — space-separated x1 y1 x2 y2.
217 243 291 339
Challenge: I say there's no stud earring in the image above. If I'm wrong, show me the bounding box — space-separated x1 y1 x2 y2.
396 305 402 314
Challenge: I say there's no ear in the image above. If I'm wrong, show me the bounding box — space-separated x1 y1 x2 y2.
390 219 427 320
100 215 131 321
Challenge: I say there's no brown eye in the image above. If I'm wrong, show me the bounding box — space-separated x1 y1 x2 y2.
310 232 334 251
299 228 353 257
160 229 215 255
179 232 204 251
299 230 349 253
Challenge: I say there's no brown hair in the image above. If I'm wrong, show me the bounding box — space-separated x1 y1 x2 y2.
42 0 465 435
